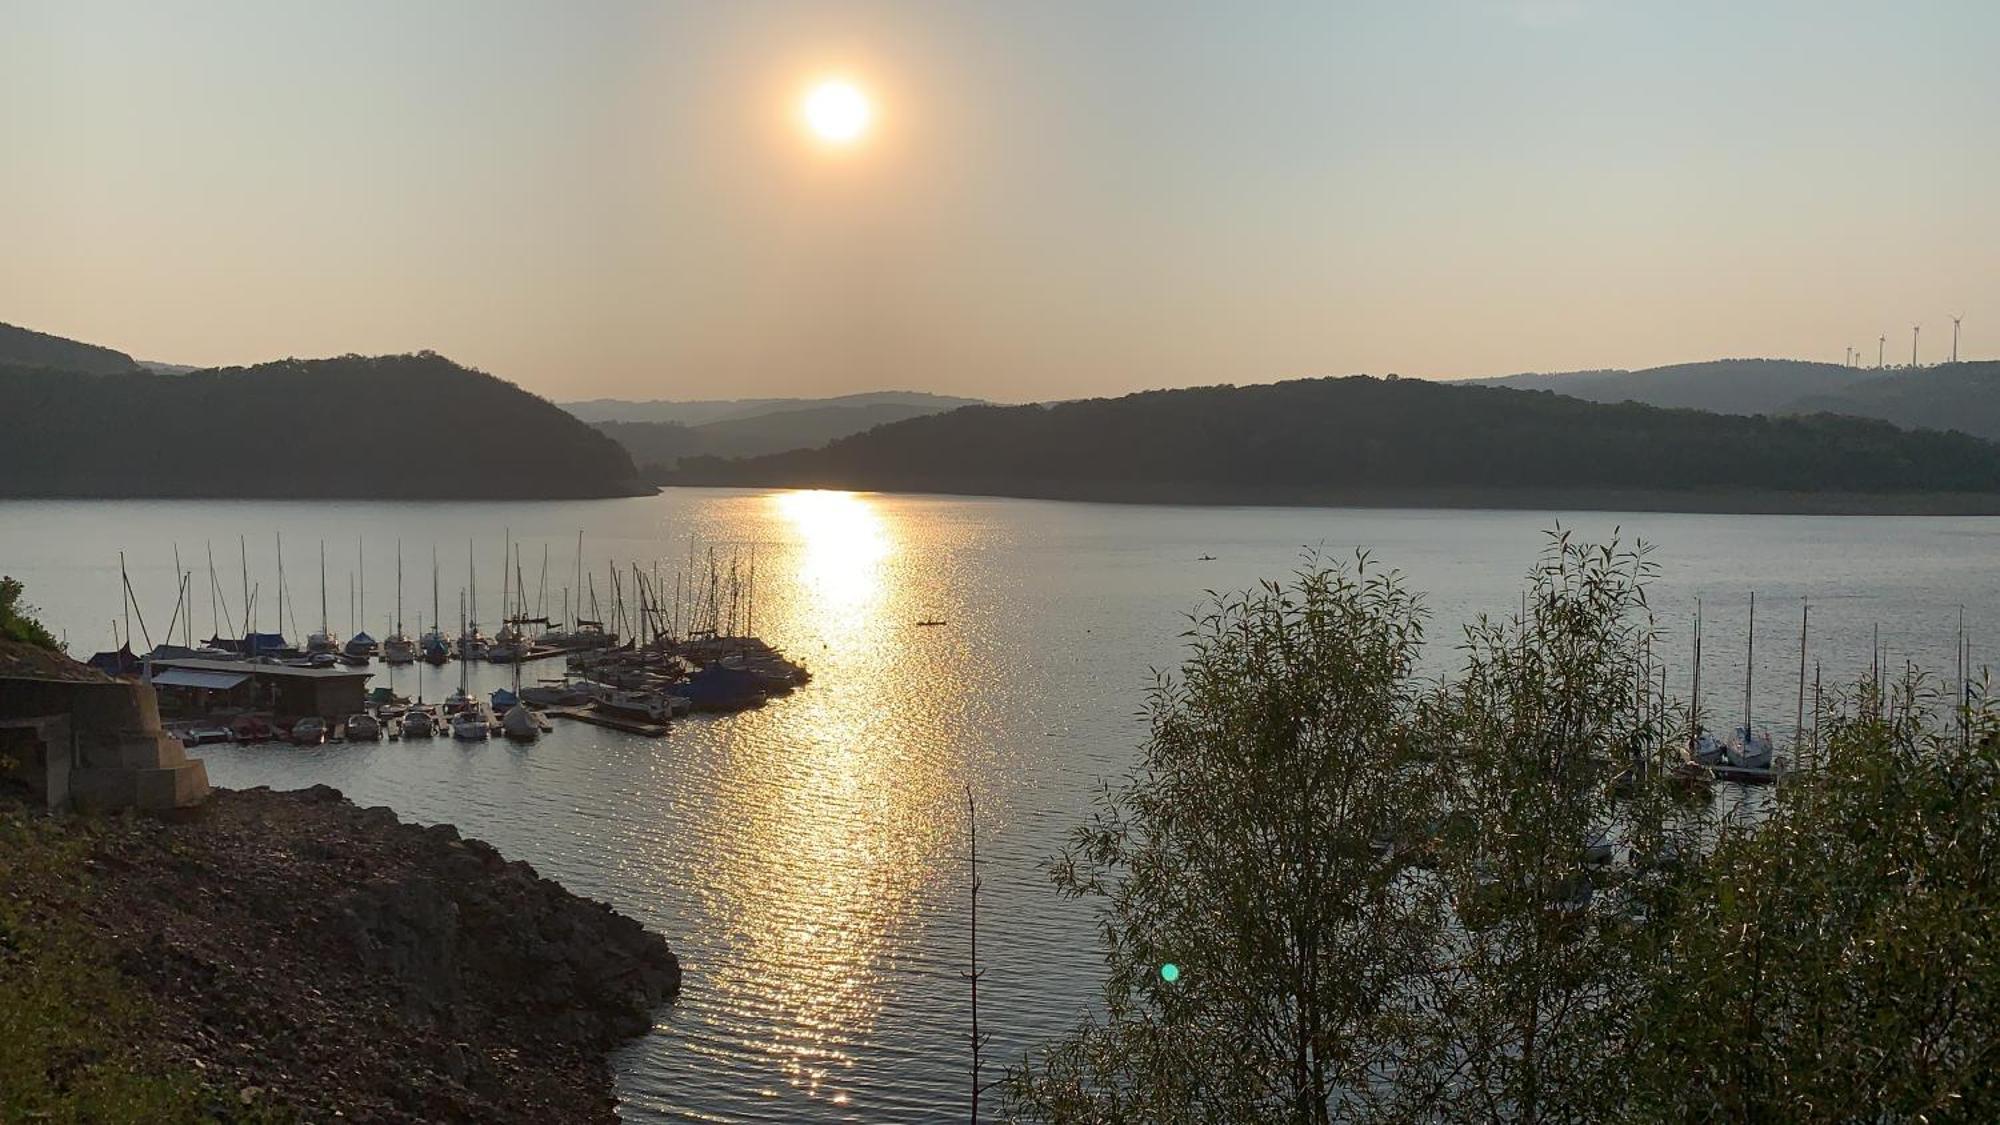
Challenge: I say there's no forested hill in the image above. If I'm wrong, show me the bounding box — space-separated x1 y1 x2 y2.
1468 358 2000 442
666 376 2000 511
0 321 141 374
0 353 646 499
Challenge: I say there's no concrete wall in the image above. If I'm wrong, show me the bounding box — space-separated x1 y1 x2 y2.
0 676 209 811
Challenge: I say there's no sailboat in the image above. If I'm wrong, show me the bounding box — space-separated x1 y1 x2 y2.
383 541 416 664
306 541 338 655
343 539 377 658
458 541 489 660
447 591 489 741
420 546 451 664
1723 592 1777 772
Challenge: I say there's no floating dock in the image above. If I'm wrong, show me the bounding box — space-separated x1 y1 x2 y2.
546 705 669 738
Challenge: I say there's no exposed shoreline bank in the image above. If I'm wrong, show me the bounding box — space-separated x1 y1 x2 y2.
1 785 680 1122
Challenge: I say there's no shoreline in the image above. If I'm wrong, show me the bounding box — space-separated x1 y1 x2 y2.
654 476 2000 516
2 784 680 1122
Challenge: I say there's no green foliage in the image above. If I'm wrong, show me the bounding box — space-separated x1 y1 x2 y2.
0 808 209 1122
669 375 2000 498
1617 676 2000 1121
1006 553 1435 1123
1009 533 2000 1123
1 575 60 650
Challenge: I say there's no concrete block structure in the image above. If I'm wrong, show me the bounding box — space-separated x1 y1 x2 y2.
0 673 210 812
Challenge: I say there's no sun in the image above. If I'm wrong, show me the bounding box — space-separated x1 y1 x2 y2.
802 79 872 145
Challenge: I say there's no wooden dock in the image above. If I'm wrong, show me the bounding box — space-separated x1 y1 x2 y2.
546 705 669 738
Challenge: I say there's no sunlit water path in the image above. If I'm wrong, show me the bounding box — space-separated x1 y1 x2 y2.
4 491 1997 1121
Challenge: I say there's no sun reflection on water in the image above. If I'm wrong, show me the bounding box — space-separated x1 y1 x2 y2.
696 489 962 1107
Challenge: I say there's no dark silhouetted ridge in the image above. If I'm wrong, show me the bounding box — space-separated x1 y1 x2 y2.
1 352 645 499
665 376 2000 512
0 321 141 374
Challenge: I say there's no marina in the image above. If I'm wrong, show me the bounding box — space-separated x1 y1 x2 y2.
90 529 811 752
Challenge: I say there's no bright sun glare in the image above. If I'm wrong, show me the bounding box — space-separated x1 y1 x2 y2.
802 80 871 145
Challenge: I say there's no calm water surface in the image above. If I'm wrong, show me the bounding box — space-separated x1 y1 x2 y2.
3 491 1996 1121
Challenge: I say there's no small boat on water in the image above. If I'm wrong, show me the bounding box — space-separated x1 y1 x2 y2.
500 702 539 741
594 687 676 724
344 631 378 658
421 631 451 664
400 707 437 738
451 707 491 741
345 712 382 740
1724 725 1776 770
231 715 273 742
520 678 594 707
678 663 768 712
383 632 416 664
291 716 327 746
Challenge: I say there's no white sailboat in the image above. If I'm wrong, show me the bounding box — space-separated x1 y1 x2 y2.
383 540 416 664
306 540 338 654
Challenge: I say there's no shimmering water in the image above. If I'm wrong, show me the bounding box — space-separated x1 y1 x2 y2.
3 492 1996 1121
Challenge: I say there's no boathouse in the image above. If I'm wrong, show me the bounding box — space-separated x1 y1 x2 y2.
147 658 370 719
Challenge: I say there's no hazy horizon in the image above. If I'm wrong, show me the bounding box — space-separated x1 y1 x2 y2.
5 1 1995 402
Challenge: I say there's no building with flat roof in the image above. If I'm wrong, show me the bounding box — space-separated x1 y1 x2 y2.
147 658 371 719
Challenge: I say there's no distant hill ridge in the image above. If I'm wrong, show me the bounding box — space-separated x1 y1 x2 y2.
567 391 987 470
1467 358 2000 441
1 351 644 499
560 390 982 427
665 375 2000 513
0 320 142 374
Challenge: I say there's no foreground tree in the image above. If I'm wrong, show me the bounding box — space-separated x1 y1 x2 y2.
1004 555 1435 1123
1388 532 1684 1122
1009 535 1999 1123
1617 674 2000 1121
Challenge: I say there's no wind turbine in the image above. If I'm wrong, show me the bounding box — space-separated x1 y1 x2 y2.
1951 314 1962 363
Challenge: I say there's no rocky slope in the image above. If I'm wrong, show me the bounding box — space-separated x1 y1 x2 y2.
27 785 681 1122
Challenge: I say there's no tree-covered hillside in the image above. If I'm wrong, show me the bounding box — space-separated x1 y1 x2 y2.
667 376 2000 504
0 321 141 375
1 353 645 499
1470 358 2000 443
1790 363 2000 442
596 401 965 471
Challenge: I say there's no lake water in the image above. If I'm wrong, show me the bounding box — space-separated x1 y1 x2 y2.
3 491 1996 1121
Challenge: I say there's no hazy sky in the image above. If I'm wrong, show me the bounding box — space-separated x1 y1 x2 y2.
3 1 1996 401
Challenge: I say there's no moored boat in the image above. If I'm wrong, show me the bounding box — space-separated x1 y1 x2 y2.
400 707 437 738
451 707 491 741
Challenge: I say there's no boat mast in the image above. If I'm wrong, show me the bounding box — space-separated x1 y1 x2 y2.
240 535 250 641
1691 597 1702 734
1794 598 1809 755
432 546 441 638
468 539 478 634
458 590 469 694
1743 591 1755 736
395 540 404 636
275 533 286 639
357 536 365 637
319 539 329 641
